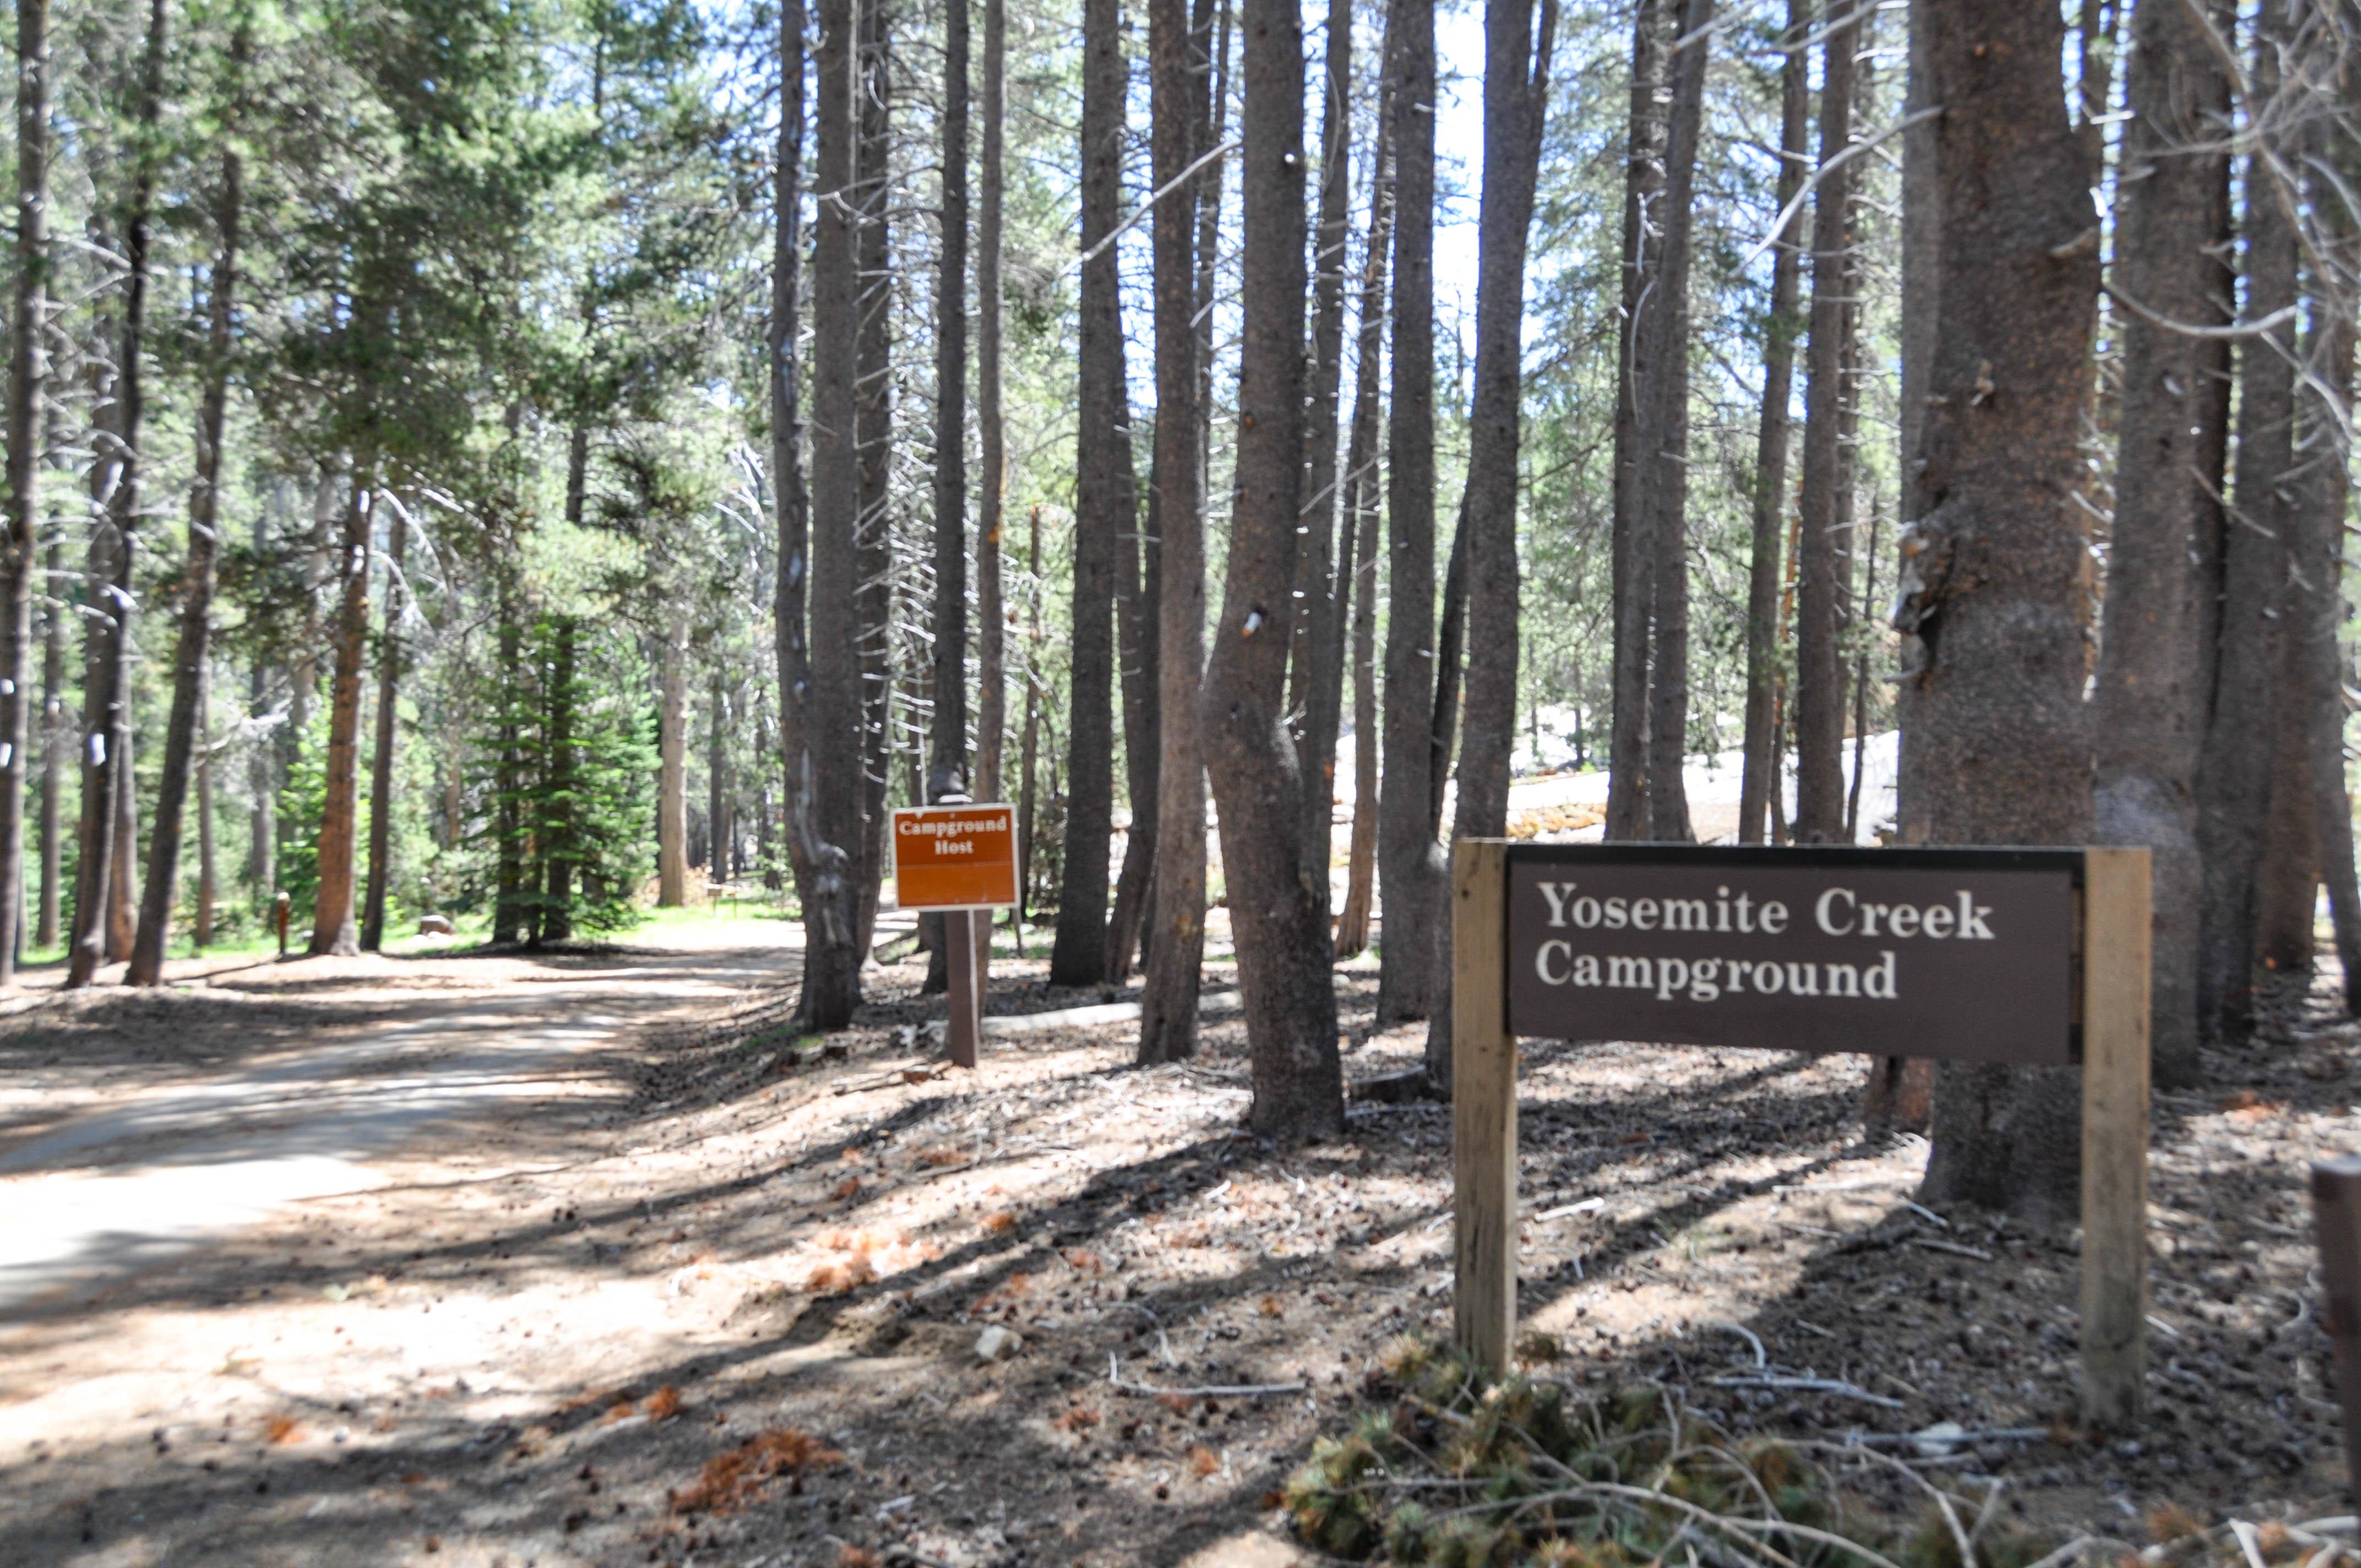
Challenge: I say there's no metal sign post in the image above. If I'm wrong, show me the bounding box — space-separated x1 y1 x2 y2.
1452 840 2152 1427
890 804 1021 1068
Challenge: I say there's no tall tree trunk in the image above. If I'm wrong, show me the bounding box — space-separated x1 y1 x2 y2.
1201 0 1342 1136
307 480 374 957
1138 0 1210 1063
1603 0 1667 840
67 0 167 986
1054 0 1132 984
2194 6 2300 1050
194 679 214 949
1335 74 1395 962
1109 450 1160 983
1903 0 2098 1222
541 617 576 943
2299 170 2360 1014
1019 508 1045 922
1375 0 1445 1025
493 571 525 944
2256 666 2318 973
1639 0 1709 842
2096 0 2219 1067
853 0 895 957
808 0 869 1012
975 0 1007 816
918 0 971 988
1423 0 1555 1082
929 0 969 809
1790 1 1859 846
1428 505 1468 839
0 0 51 983
359 505 405 951
706 674 726 875
129 102 243 984
246 510 275 902
1287 0 1355 878
774 0 862 1029
657 626 689 905
1739 0 1810 845
36 536 63 949
1860 0 1943 1121
106 731 137 962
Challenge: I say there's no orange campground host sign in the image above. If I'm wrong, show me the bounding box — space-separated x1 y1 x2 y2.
890 805 1020 911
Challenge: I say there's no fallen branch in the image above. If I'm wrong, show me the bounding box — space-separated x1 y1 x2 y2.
1106 1353 1305 1399
1909 1237 1995 1262
1706 1375 1905 1410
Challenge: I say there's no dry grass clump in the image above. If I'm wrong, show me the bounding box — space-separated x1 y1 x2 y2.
671 1428 844 1516
1283 1337 2052 1568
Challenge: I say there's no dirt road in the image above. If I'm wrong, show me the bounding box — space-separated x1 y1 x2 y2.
1 919 2352 1568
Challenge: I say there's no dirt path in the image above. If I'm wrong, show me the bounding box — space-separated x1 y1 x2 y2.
1 923 2354 1568
0 928 791 1317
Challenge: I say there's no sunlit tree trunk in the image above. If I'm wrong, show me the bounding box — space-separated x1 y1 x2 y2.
1057 0 1134 984
130 88 243 984
1138 0 1209 1063
1739 0 1809 845
657 626 689 906
0 0 51 983
1906 0 2097 1221
1423 0 1555 1082
1791 1 1859 846
308 479 374 957
359 507 405 951
1375 0 1444 1025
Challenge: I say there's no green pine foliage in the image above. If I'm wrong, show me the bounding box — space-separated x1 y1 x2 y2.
471 613 658 943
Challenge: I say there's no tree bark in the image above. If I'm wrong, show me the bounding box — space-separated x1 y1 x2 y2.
1422 0 1554 1082
1287 0 1355 880
1639 0 1709 843
540 617 577 944
0 0 51 984
975 0 1007 815
194 678 214 949
307 481 374 957
1138 0 1210 1063
774 0 862 1029
2194 5 2300 1050
2255 659 2318 974
1903 0 2098 1223
852 2 895 956
1054 0 1134 985
1790 1 1859 846
2298 186 2360 1014
66 0 167 985
493 571 525 945
1335 73 1395 962
128 84 242 986
1738 0 1809 847
1200 0 1341 1137
359 505 405 951
36 535 62 950
1375 0 1445 1025
1603 0 1667 840
929 0 970 808
657 625 689 905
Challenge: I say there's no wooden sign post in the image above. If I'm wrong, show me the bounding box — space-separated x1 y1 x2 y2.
890 804 1021 1068
1452 840 2152 1427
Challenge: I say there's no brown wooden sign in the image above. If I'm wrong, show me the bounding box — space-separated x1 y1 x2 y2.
1451 840 2151 1429
1505 846 2080 1066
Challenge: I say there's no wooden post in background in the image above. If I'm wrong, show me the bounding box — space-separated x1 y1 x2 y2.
1452 839 1515 1372
2079 846 2151 1427
945 908 981 1068
2311 1155 2361 1498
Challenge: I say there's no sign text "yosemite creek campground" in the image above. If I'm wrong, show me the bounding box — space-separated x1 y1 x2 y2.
1503 845 2080 1067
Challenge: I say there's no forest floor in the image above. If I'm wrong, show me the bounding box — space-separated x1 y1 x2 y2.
0 911 2354 1568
